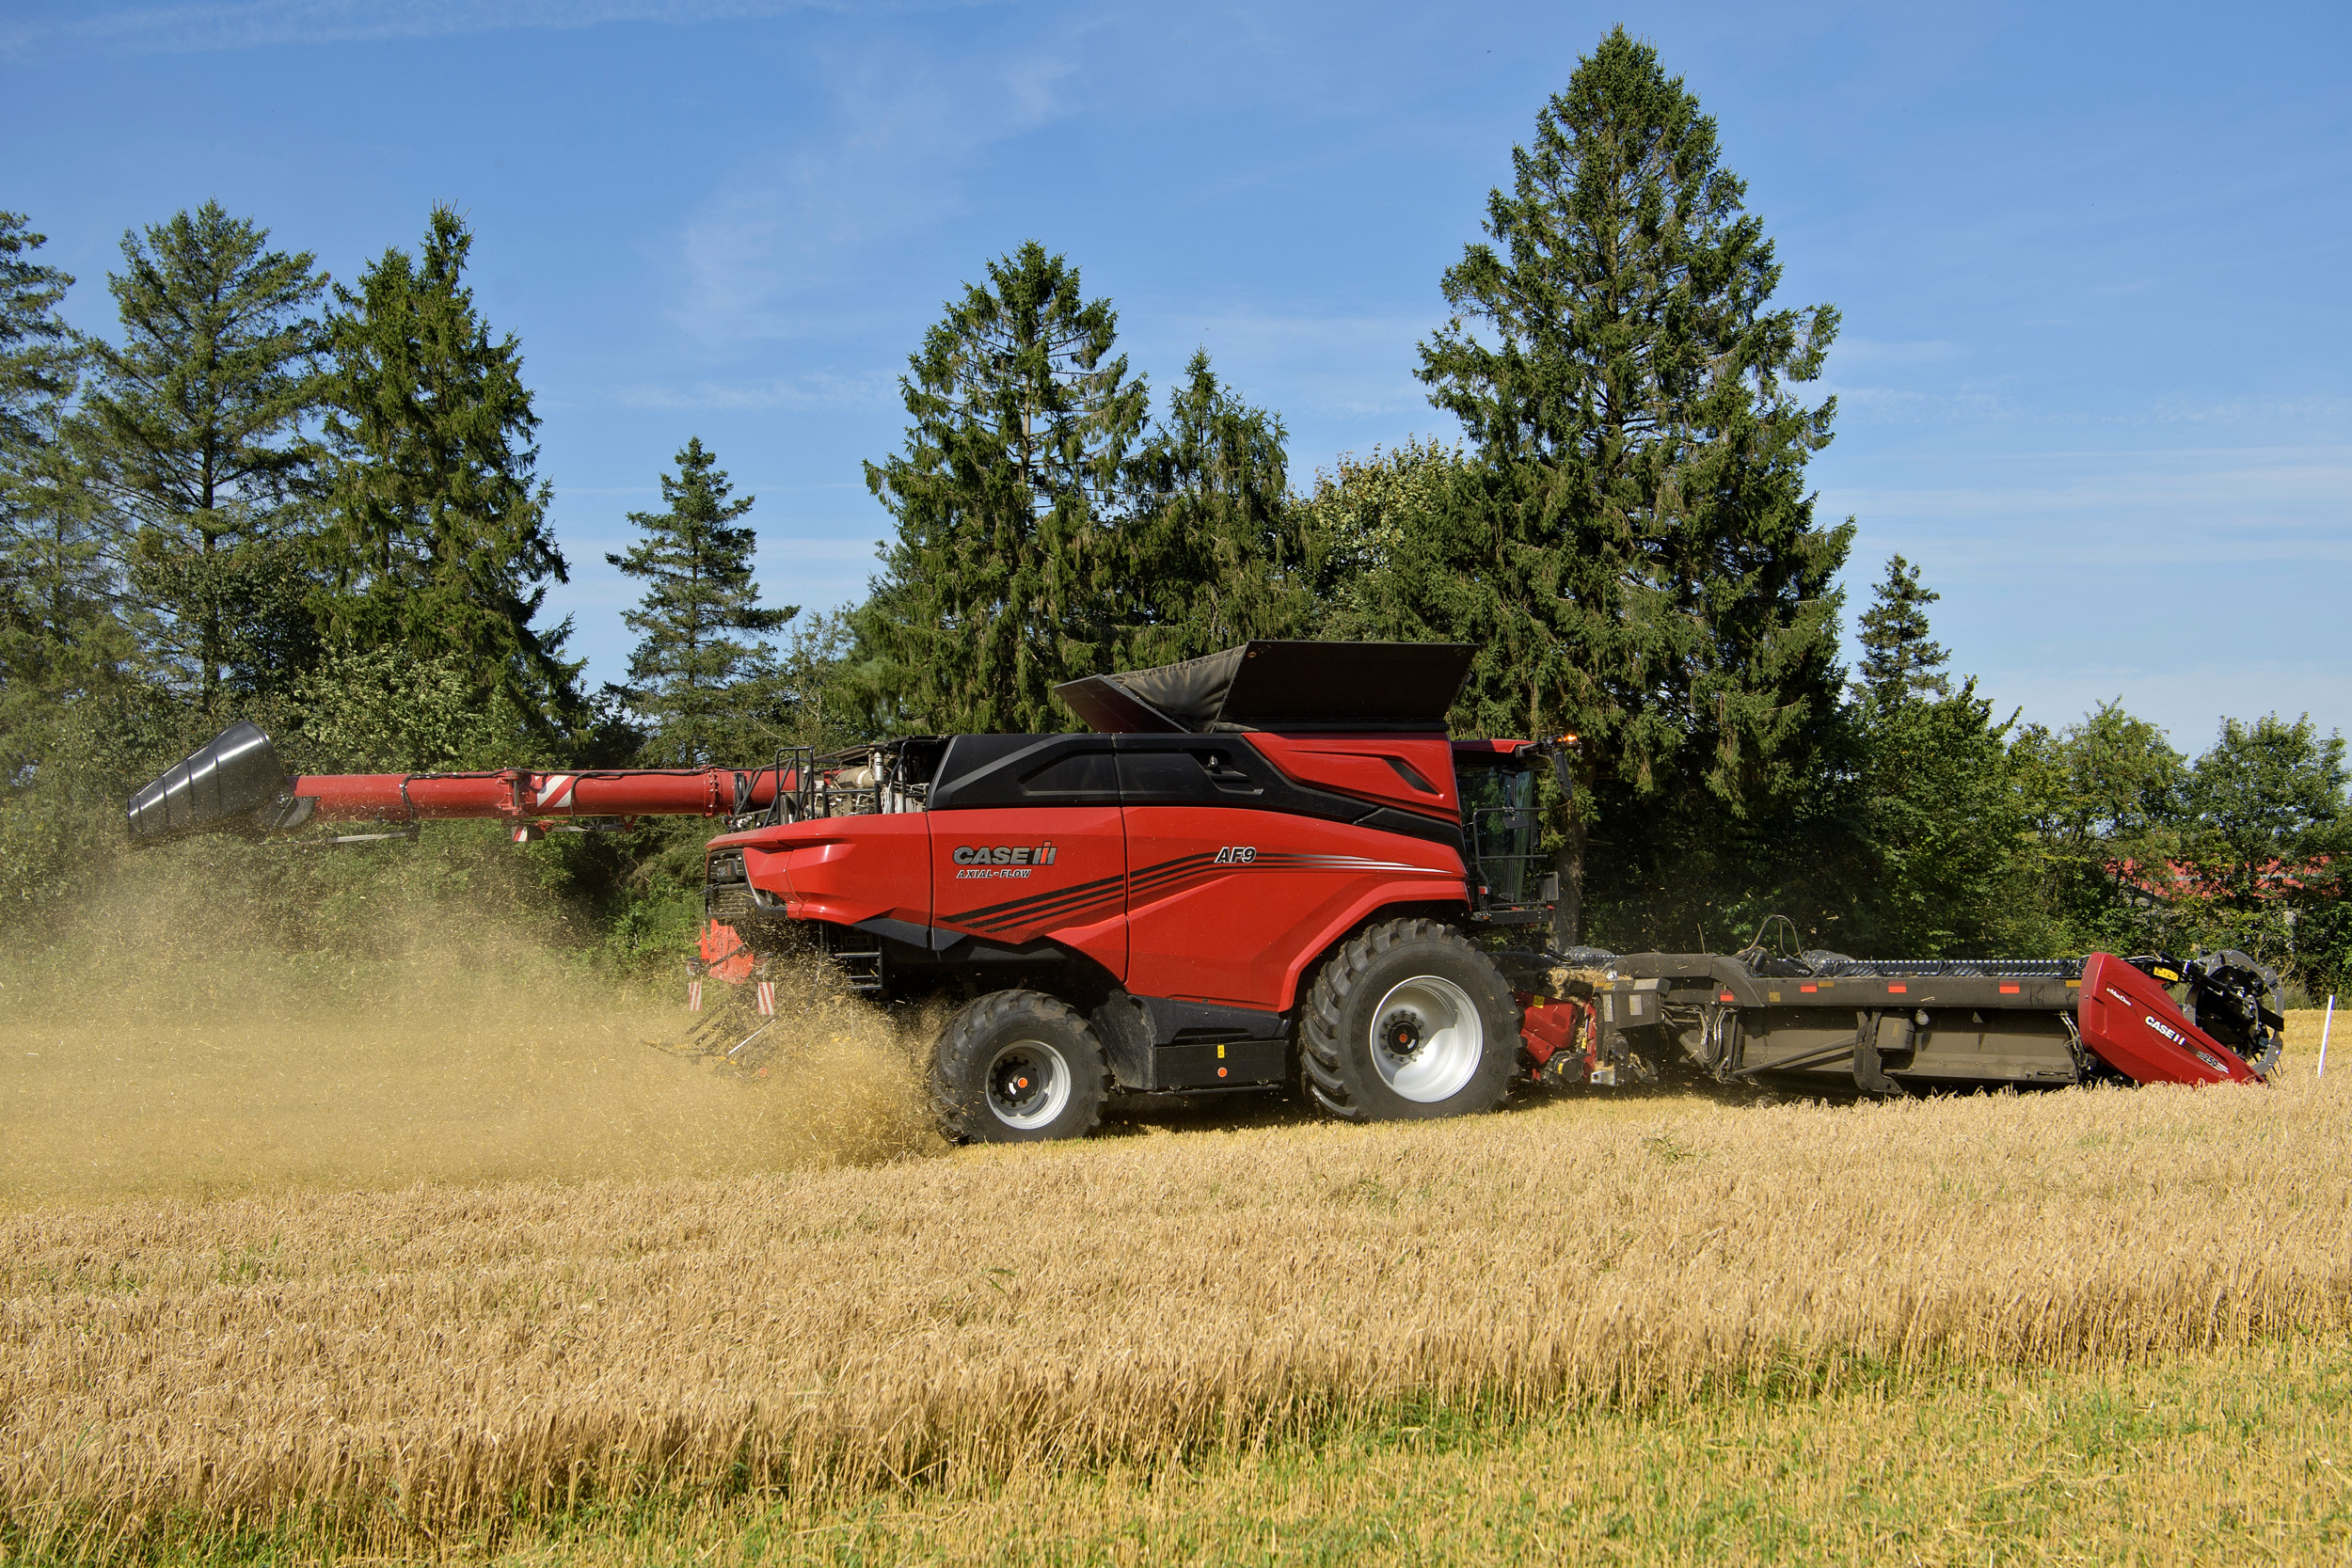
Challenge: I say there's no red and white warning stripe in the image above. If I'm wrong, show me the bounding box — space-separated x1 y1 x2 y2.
756 981 776 1017
688 979 703 1012
534 774 578 811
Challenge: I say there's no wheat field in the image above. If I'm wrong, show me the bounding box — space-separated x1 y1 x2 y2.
3 1002 2345 1559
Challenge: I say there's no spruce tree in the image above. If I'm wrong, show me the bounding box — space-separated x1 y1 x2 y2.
609 436 796 766
0 215 131 760
1844 553 2025 955
0 213 78 454
1115 351 1308 668
1855 553 1951 705
73 201 326 719
860 241 1149 733
322 207 580 737
1416 28 1851 945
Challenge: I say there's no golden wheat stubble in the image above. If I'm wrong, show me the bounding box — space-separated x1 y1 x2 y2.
4 1011 2348 1547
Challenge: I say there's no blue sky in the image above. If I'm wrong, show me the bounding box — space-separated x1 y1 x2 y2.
7 0 2346 751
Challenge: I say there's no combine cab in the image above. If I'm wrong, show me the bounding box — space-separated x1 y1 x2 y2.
129 641 2284 1142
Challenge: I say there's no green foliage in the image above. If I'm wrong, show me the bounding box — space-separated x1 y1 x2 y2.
608 436 795 767
1303 439 1479 642
2011 703 2187 954
1413 26 1851 942
321 206 580 738
860 241 1151 733
0 216 131 768
73 201 327 721
0 212 79 451
1848 679 2031 956
282 644 527 773
1114 351 1311 667
2177 715 2349 990
1854 554 1951 705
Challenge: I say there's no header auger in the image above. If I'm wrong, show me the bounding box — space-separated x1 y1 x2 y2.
132 641 2286 1142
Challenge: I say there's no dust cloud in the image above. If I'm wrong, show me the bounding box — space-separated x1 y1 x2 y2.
0 864 943 1210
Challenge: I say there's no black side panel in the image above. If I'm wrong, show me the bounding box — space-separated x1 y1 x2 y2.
926 730 1465 855
1136 994 1288 1043
929 734 1122 810
1091 991 1288 1092
1116 735 1466 856
125 721 288 843
1155 1037 1287 1088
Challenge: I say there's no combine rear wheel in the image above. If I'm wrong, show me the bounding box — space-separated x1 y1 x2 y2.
1301 918 1518 1121
931 990 1110 1144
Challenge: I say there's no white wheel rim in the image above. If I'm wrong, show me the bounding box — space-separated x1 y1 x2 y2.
986 1038 1072 1130
1369 975 1484 1102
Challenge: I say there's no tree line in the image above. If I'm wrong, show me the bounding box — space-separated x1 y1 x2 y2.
2 28 2343 995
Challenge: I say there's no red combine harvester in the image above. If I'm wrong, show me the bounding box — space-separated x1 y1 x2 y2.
129 641 2285 1141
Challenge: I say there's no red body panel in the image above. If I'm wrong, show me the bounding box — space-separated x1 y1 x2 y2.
930 806 1129 979
2077 952 2263 1085
1245 733 1462 819
1123 805 1465 1009
744 816 933 932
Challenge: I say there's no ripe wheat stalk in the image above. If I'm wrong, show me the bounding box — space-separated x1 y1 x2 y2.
4 1013 2346 1556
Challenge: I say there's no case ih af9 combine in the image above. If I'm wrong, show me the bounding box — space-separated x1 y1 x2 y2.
130 641 2284 1141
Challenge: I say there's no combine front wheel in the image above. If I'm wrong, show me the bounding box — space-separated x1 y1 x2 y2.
1301 919 1518 1121
931 990 1110 1144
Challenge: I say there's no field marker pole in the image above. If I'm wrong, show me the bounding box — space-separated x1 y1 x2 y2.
2320 996 2334 1078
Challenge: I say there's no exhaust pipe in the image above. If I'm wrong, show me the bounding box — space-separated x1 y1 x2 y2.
125 721 292 843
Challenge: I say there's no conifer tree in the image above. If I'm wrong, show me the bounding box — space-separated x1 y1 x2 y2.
609 436 796 766
860 242 1149 733
0 214 130 758
0 213 78 454
1855 553 1951 705
322 207 580 737
1115 351 1308 667
1415 27 1851 944
73 201 326 719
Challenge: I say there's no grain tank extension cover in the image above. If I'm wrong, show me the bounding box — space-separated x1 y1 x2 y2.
1056 641 1475 734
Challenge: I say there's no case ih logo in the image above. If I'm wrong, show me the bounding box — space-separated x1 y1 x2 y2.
950 842 1057 881
951 844 1058 866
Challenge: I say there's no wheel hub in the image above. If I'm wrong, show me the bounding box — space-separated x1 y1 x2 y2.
983 1038 1072 1130
1381 1009 1425 1060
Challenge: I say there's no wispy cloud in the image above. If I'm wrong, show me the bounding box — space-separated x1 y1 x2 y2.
0 0 893 55
1820 445 2352 567
668 37 1082 344
609 371 895 412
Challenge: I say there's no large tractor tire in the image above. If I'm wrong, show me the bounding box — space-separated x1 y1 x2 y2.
1300 918 1519 1122
931 990 1111 1144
